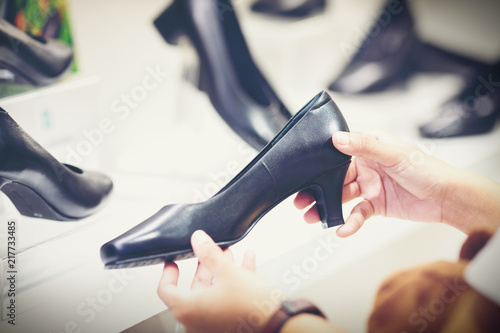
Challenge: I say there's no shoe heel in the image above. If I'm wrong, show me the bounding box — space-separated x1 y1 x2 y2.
308 161 351 229
154 0 185 45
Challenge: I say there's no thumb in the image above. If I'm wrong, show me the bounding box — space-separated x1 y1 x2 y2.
191 230 230 277
333 131 404 167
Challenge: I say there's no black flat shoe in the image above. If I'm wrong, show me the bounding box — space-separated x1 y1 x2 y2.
0 107 113 220
0 18 73 86
251 0 326 18
101 91 351 269
329 0 416 94
419 64 500 138
154 0 291 151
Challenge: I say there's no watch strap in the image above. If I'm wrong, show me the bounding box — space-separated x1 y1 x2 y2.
261 299 325 333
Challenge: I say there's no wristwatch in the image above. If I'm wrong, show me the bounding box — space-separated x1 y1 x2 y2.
261 299 326 333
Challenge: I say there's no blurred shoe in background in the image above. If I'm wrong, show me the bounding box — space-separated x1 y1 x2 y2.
419 63 500 138
0 18 73 86
251 0 326 18
328 0 417 94
0 107 113 221
154 0 291 151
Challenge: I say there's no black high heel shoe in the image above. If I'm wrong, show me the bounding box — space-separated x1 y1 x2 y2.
0 108 113 220
419 63 500 138
329 0 417 94
0 18 73 86
251 0 326 18
154 0 292 151
101 91 351 269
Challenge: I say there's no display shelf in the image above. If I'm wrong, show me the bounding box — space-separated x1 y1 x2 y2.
0 172 209 332
0 200 112 321
0 76 108 324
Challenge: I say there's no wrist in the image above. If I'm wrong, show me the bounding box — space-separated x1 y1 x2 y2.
442 167 500 234
281 313 336 333
260 299 325 333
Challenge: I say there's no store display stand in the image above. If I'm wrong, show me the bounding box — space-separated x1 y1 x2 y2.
0 77 103 322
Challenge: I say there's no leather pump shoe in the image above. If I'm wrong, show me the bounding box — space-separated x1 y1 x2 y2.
101 91 351 269
0 18 73 86
329 0 416 94
419 65 500 138
0 107 113 220
154 0 291 150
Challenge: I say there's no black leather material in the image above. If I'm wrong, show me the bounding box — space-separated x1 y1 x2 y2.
419 64 500 138
154 0 291 151
329 0 416 94
0 108 113 220
0 18 73 85
251 0 326 17
101 91 351 269
411 42 488 81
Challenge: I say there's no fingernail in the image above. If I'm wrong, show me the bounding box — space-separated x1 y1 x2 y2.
191 230 210 246
245 250 256 260
335 132 350 146
336 223 351 238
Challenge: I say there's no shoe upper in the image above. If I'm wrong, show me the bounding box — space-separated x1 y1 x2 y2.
100 91 350 266
0 18 73 78
329 0 416 94
419 66 500 138
156 0 292 150
0 108 113 219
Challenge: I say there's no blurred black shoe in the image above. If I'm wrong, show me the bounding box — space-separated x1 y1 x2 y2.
412 42 488 83
154 0 291 151
0 18 72 86
251 0 326 18
419 64 500 138
329 0 417 94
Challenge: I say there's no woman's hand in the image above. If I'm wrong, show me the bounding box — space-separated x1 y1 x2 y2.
295 131 454 237
295 131 500 236
157 230 283 333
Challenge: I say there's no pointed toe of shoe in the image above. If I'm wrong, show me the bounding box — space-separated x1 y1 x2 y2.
100 204 198 268
419 95 499 139
99 235 149 268
100 241 120 265
96 173 114 202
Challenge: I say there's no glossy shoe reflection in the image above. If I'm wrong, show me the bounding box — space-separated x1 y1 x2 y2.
329 0 416 94
154 0 291 150
0 18 73 86
101 91 351 269
0 108 113 220
251 0 326 18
